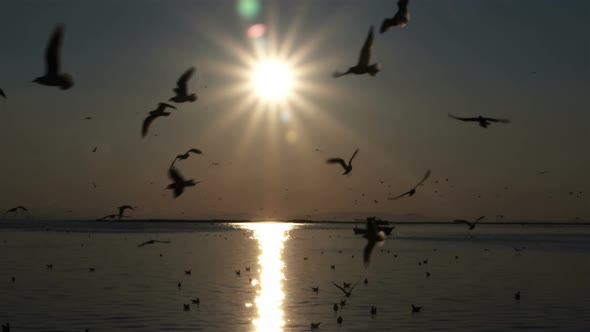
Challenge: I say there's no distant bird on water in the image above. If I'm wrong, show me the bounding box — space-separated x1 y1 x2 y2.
137 239 171 247
0 88 6 99
167 166 199 198
411 304 422 313
327 149 359 175
169 67 198 103
388 170 431 200
33 24 74 90
118 205 134 219
363 217 385 266
448 113 510 128
380 0 410 33
141 103 176 137
171 148 203 168
333 26 379 78
454 216 485 230
310 322 321 330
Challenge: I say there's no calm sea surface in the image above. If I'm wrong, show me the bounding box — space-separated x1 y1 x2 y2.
1 221 589 331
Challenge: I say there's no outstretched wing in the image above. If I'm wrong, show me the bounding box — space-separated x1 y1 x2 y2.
484 117 511 124
174 67 194 95
118 205 134 215
415 169 431 188
331 282 347 295
453 219 472 226
448 113 478 122
388 191 410 200
168 166 185 183
46 24 64 75
136 240 152 247
357 26 374 66
327 158 347 170
348 149 359 165
475 216 485 223
188 148 203 155
142 112 160 137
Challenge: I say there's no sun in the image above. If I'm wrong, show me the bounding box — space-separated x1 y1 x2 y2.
251 59 294 102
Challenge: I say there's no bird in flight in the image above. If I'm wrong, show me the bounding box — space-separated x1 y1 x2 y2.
0 88 6 99
171 148 203 168
92 147 97 153
142 103 176 137
118 205 134 219
137 239 171 247
169 67 198 103
388 170 431 200
96 214 117 221
327 149 359 175
333 26 380 78
332 281 358 297
363 218 385 266
33 24 74 90
167 166 199 198
448 113 510 128
5 206 27 214
380 0 410 33
454 216 485 230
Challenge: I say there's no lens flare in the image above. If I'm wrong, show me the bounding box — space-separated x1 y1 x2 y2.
251 60 293 101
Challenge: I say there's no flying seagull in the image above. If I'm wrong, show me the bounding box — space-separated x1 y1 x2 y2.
96 214 117 221
33 24 74 90
167 166 199 198
6 206 27 214
448 113 510 128
137 239 171 247
388 170 431 200
332 281 358 297
0 88 6 99
118 205 134 219
454 216 485 230
327 149 359 175
380 0 410 33
333 26 380 78
171 148 203 168
169 67 198 103
142 103 176 137
363 217 385 266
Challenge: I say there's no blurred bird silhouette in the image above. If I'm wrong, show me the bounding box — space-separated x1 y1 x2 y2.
388 170 431 200
454 216 485 230
169 67 198 103
171 148 203 168
167 166 199 198
137 239 171 247
448 113 510 128
363 218 385 266
0 88 5 99
33 24 74 90
117 205 134 219
332 281 358 297
327 149 359 175
380 0 410 33
333 26 379 77
142 103 176 137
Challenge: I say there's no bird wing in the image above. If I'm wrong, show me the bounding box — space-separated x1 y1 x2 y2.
175 67 194 95
118 205 134 215
168 166 185 183
17 206 27 211
363 240 376 266
142 111 166 137
348 149 359 165
331 282 347 295
0 88 5 99
136 240 151 247
158 102 177 111
475 216 485 223
388 191 410 200
188 148 203 155
483 117 511 123
46 24 64 75
415 169 431 188
453 219 474 227
327 158 347 170
398 0 409 12
154 240 171 244
448 113 479 122
357 26 374 66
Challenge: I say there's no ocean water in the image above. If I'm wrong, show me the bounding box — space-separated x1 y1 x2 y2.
1 221 589 331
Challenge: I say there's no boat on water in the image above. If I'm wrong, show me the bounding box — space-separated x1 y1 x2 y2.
353 217 394 235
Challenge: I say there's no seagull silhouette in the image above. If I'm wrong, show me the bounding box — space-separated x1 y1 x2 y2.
171 148 203 168
327 149 359 175
333 26 379 78
6 206 27 214
167 166 199 198
141 103 176 137
411 304 422 313
448 113 510 128
137 239 171 247
380 0 410 33
453 216 485 230
363 218 385 266
388 170 431 200
118 205 134 219
332 281 358 297
33 24 74 90
169 67 198 103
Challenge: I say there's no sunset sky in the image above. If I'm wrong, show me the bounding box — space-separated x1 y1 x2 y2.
0 0 588 221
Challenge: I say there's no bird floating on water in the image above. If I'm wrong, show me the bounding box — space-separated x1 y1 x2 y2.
33 24 74 90
448 113 510 128
380 0 410 33
169 67 198 103
333 26 379 78
142 103 176 137
327 149 359 175
388 170 431 200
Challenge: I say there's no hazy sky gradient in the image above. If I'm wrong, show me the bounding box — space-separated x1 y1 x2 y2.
0 0 588 221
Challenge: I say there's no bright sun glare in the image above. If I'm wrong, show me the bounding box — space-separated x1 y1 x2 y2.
251 59 293 102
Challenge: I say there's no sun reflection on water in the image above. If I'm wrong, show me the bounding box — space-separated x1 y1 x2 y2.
242 222 293 332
